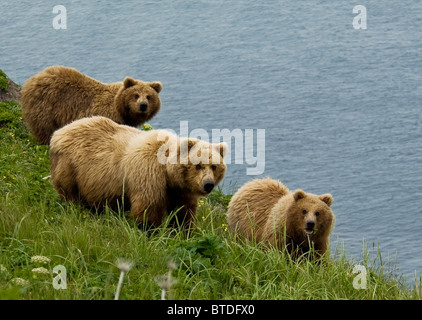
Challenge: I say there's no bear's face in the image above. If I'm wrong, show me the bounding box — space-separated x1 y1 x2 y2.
185 160 226 196
117 77 162 126
167 139 227 195
287 190 334 241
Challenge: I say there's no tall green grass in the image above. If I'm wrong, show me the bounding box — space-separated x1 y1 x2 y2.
0 70 9 91
0 100 420 300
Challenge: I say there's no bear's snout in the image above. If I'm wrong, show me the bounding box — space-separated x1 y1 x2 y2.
139 102 148 112
203 181 215 194
306 221 315 230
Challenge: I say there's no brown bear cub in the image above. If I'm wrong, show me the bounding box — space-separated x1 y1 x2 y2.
21 66 162 144
227 178 335 258
50 116 227 228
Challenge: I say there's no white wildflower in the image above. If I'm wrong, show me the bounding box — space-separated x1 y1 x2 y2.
11 277 30 287
155 261 178 300
32 267 50 275
114 258 133 300
167 261 177 271
116 258 133 273
155 274 178 291
0 265 11 278
31 255 51 265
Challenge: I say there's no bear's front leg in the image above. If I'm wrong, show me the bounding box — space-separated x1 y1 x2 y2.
167 188 199 229
313 240 328 256
129 194 166 228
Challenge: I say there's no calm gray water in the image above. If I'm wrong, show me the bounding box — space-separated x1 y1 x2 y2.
1 1 421 285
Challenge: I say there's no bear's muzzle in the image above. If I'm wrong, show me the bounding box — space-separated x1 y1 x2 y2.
203 181 215 194
139 102 148 112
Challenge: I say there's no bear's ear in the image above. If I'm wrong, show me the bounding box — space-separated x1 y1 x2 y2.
177 138 198 163
180 138 198 154
149 81 162 93
293 190 306 201
215 142 228 159
319 194 333 207
123 77 137 89
187 139 198 152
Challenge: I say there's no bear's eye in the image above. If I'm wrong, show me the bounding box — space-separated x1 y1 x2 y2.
196 164 202 170
134 94 140 100
302 210 307 215
146 95 151 100
315 212 320 217
211 165 217 171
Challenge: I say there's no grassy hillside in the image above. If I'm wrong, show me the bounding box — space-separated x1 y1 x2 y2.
0 96 420 300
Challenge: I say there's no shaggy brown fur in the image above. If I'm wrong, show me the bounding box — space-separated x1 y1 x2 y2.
227 178 335 257
21 66 162 144
50 116 227 228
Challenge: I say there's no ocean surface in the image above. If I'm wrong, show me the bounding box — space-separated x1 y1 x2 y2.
1 1 421 285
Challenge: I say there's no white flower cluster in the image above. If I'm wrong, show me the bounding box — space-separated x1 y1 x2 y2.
32 267 50 275
0 264 11 278
4 255 52 287
10 277 30 287
30 255 51 265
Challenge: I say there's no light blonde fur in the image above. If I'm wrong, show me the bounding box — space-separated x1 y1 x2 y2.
50 116 227 228
227 178 335 256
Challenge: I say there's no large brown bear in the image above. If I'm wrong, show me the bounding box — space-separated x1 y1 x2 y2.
21 66 162 144
227 178 335 257
50 116 227 228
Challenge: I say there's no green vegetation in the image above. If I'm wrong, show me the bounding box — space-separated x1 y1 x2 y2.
0 100 420 300
0 70 9 91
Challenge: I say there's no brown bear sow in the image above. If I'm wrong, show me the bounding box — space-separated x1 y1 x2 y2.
227 178 335 257
50 116 227 228
21 66 162 144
